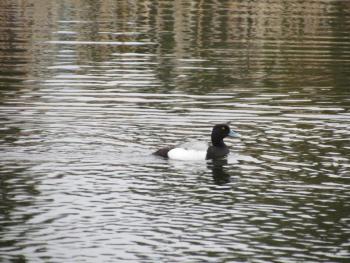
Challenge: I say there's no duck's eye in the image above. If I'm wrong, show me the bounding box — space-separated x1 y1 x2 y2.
222 127 226 130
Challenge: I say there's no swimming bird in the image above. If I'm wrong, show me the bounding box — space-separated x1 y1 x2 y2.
153 123 241 160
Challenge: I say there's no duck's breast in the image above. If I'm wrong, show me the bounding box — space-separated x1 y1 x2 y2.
206 145 229 159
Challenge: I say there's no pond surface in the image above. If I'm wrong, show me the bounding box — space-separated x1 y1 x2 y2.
0 1 350 262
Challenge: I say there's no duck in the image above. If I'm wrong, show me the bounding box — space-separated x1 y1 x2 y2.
153 123 241 160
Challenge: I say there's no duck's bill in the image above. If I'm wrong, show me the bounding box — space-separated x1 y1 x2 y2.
228 130 241 138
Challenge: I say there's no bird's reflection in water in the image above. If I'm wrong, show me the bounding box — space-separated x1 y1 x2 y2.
208 158 233 185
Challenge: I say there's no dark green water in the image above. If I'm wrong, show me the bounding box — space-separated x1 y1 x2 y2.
0 1 349 262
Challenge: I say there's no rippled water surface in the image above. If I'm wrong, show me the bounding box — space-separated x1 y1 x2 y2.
1 1 350 262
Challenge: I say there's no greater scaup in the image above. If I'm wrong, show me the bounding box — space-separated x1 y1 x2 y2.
153 123 241 160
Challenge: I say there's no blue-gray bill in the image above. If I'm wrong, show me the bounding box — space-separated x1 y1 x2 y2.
228 130 241 138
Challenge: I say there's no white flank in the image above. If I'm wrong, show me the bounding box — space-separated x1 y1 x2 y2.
168 148 207 161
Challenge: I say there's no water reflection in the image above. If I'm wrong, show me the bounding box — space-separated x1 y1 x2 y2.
208 158 232 185
0 0 349 262
0 163 40 263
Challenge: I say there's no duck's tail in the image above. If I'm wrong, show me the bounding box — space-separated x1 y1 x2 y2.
153 147 173 158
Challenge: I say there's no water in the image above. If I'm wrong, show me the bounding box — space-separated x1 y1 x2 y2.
0 0 349 262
